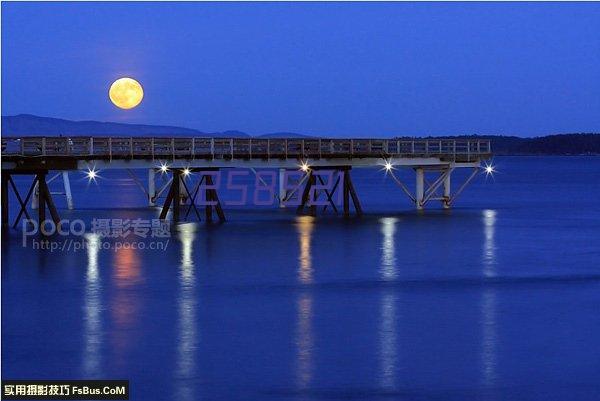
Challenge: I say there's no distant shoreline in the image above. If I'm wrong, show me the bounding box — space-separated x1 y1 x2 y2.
2 114 599 156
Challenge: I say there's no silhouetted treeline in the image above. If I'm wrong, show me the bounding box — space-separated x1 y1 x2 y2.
3 115 599 155
408 134 600 155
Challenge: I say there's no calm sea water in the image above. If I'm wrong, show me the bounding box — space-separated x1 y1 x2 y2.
2 156 600 401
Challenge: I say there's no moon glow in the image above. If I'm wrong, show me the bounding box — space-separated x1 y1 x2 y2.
109 77 144 109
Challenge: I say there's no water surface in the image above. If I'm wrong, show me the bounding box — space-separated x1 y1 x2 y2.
3 156 600 400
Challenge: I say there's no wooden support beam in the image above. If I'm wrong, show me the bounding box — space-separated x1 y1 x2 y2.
159 172 177 220
172 170 181 222
205 176 213 222
1 173 9 228
308 173 317 216
343 170 350 217
296 171 314 215
36 173 46 226
345 169 363 216
38 172 61 225
184 175 205 221
205 174 225 222
180 177 201 221
318 173 339 214
8 176 32 223
12 176 38 229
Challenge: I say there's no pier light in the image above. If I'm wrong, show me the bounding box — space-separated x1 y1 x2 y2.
300 162 310 172
483 162 495 177
85 168 99 182
182 167 191 176
384 161 393 171
159 162 169 173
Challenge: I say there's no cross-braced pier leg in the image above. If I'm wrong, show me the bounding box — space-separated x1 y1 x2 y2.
3 172 61 229
297 167 362 217
37 172 61 227
148 169 156 206
159 169 181 222
62 171 74 210
2 173 9 229
7 174 37 229
278 168 287 208
160 169 225 223
415 168 425 210
296 171 315 215
203 173 225 222
389 165 479 210
344 168 363 217
442 169 451 209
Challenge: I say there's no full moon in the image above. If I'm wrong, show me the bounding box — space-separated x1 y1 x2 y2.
109 77 144 109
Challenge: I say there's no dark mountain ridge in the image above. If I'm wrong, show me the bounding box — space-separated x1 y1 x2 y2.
2 114 599 155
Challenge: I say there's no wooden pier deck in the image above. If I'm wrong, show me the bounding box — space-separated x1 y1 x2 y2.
1 136 492 226
2 137 490 166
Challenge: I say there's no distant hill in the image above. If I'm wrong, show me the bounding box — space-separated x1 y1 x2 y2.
257 132 312 139
400 134 600 155
0 114 248 138
489 134 600 155
1 114 599 155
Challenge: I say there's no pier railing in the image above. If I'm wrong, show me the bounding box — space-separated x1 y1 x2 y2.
1 137 491 161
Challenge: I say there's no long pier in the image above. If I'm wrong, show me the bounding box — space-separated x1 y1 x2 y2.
1 136 492 227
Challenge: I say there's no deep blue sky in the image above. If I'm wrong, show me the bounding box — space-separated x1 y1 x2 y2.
2 2 600 136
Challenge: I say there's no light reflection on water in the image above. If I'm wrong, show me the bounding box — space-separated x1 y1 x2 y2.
378 217 399 390
83 233 102 378
4 158 600 401
295 216 314 389
176 224 197 401
297 216 315 285
482 209 498 278
111 245 142 365
481 209 498 389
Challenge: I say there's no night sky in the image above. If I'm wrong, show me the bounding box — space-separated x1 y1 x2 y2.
2 2 600 136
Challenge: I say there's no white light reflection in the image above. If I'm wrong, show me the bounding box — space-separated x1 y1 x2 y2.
83 233 102 377
159 162 169 173
297 216 315 285
482 210 497 279
483 161 497 180
300 161 310 172
378 217 399 390
294 216 315 389
177 224 197 401
84 167 100 184
379 217 398 281
481 209 498 389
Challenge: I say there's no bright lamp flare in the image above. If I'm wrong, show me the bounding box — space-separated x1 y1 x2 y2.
384 161 393 171
109 77 144 109
300 162 310 172
85 168 99 182
182 168 191 176
159 162 169 173
483 162 496 177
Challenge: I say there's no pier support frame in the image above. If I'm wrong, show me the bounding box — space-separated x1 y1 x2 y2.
2 171 61 230
30 172 73 210
2 173 9 229
415 168 425 210
442 170 451 209
279 168 287 208
148 169 156 206
159 169 225 223
388 165 479 210
296 167 362 217
62 171 73 210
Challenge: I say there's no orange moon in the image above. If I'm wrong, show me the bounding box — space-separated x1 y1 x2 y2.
109 77 144 109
